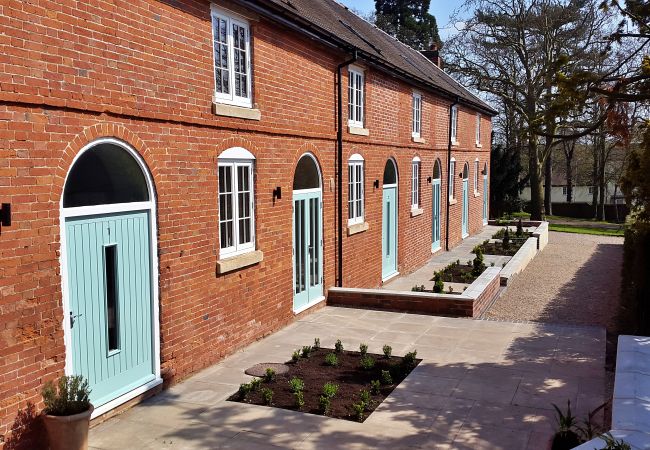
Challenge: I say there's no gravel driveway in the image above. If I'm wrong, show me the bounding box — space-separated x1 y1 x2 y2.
484 231 624 330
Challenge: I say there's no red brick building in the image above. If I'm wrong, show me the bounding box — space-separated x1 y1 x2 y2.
0 0 494 445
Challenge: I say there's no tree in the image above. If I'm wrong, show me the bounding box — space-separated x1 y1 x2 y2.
374 0 442 50
561 137 577 203
444 0 615 220
621 122 650 221
490 144 527 218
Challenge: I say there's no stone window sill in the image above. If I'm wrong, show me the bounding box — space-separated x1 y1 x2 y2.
213 102 261 121
449 198 457 205
348 126 370 136
412 136 425 144
347 221 369 235
410 207 423 217
451 140 460 147
217 250 264 274
474 192 481 197
476 143 483 148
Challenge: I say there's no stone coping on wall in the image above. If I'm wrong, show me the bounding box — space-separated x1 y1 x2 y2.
499 237 539 286
327 267 501 318
573 336 650 450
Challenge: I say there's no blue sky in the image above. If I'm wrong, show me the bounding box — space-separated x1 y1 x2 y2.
338 0 466 40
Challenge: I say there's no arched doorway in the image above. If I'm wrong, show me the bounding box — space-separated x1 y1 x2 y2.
483 162 489 225
382 159 398 280
462 162 469 238
60 138 160 416
432 159 442 251
292 153 323 313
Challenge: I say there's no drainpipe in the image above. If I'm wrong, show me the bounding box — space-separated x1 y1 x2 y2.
445 97 460 251
336 49 358 287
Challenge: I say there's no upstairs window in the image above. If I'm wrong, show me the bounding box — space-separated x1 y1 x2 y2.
348 66 365 128
412 93 422 138
449 158 456 200
411 157 421 208
476 113 482 145
348 154 365 224
211 6 251 108
451 105 458 143
218 147 255 257
474 159 479 193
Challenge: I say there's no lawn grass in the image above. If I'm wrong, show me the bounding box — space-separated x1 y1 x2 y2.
549 223 625 237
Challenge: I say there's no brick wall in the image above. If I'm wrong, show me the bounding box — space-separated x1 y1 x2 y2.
0 0 491 445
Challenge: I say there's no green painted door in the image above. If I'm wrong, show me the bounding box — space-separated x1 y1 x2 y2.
66 211 155 408
462 179 469 237
483 174 488 224
432 178 441 250
382 186 398 279
293 191 323 311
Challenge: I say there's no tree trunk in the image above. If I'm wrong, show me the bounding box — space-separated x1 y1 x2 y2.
544 149 553 216
598 150 606 221
529 139 544 221
564 141 574 204
592 145 599 218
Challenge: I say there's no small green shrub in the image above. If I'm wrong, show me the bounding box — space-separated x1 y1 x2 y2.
319 395 331 414
334 339 344 353
403 350 418 369
448 285 454 293
370 380 381 394
264 367 276 382
250 378 262 391
261 387 273 405
352 401 366 422
324 352 339 366
516 218 524 237
322 382 339 398
380 370 393 385
491 262 495 267
599 432 632 450
472 247 486 276
41 375 91 416
301 346 312 358
503 227 511 248
359 355 375 370
294 390 305 409
313 337 320 349
238 382 252 399
382 344 392 358
433 272 444 293
359 389 371 405
359 343 368 356
288 377 304 393
466 259 472 267
411 284 426 292
291 350 301 362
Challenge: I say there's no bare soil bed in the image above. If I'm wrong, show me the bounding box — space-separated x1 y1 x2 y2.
228 347 420 422
477 241 522 256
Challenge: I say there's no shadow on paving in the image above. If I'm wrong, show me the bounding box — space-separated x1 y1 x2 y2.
535 242 623 330
113 328 605 450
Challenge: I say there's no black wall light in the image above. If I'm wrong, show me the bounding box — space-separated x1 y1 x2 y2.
272 187 282 201
427 176 432 184
0 203 11 235
373 179 379 188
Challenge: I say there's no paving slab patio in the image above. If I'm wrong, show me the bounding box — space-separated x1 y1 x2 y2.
89 306 605 450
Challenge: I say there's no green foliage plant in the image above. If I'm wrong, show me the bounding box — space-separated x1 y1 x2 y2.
380 370 393 385
261 387 273 405
370 380 381 394
313 337 320 349
264 367 276 382
301 346 312 358
324 352 339 366
402 350 418 369
360 355 375 370
288 377 304 393
41 375 91 416
359 343 368 356
322 382 339 398
599 433 632 450
335 339 344 353
292 350 301 362
352 401 366 422
433 272 444 293
503 227 511 248
382 344 392 358
294 390 305 409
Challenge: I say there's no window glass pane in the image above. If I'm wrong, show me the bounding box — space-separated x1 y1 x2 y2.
293 155 320 190
383 160 396 185
63 143 149 208
213 17 230 95
104 245 119 352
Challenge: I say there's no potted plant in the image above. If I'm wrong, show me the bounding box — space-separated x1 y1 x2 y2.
41 375 93 450
551 400 581 450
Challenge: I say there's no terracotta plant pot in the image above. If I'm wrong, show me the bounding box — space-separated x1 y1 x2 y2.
43 405 93 450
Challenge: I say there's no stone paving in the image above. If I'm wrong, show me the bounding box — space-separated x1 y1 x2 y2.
383 226 511 292
90 306 606 450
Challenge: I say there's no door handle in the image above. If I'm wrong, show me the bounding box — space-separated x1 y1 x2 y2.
70 311 83 328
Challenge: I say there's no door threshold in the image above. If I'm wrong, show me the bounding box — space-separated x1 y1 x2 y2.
462 233 469 239
382 272 400 283
293 295 326 315
91 377 163 420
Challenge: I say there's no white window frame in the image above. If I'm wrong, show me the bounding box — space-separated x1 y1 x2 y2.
211 5 252 108
411 156 421 209
412 93 422 138
348 66 365 128
474 159 479 193
563 186 568 196
348 154 365 225
451 105 458 144
218 147 256 258
449 158 456 200
475 113 482 146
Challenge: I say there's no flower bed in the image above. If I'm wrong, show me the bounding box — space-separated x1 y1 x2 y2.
228 341 420 422
474 239 524 256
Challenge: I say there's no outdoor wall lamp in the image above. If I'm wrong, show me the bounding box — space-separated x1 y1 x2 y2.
459 172 463 178
427 176 432 184
373 180 379 188
0 203 11 235
272 187 282 201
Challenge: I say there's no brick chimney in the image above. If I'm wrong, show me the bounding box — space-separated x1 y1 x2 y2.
421 44 442 68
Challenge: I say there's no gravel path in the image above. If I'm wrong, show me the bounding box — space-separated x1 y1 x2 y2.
484 231 624 329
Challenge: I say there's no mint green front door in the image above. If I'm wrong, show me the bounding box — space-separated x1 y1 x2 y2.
462 178 469 237
66 211 155 408
293 191 323 312
483 174 488 224
432 178 441 250
382 186 398 279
